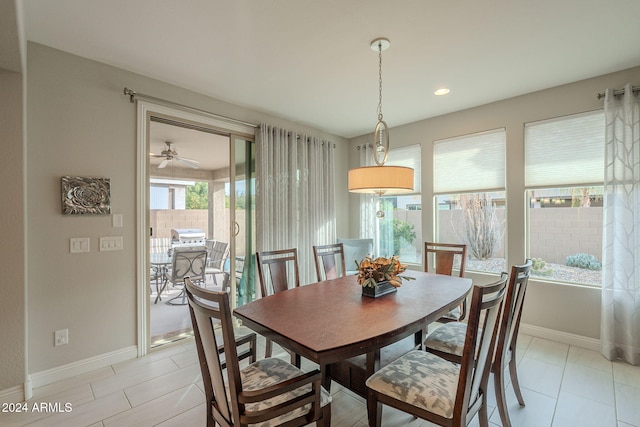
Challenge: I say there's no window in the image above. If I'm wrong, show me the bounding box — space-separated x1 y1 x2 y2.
434 129 506 274
375 145 422 264
524 110 604 286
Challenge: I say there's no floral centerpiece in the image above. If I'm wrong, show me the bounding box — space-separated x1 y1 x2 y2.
356 255 414 297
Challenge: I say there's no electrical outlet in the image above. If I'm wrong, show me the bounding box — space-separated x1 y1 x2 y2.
54 329 69 346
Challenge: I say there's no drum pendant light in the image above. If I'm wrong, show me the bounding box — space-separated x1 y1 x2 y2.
348 38 414 196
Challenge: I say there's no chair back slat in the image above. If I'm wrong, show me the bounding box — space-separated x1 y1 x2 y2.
456 273 508 420
424 242 467 278
435 253 455 275
256 248 301 297
495 259 532 370
186 279 241 425
313 243 346 281
425 242 468 322
269 261 290 294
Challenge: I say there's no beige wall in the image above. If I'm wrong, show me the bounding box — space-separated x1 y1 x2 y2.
438 209 507 259
349 65 640 340
437 207 602 263
150 209 249 255
530 207 602 264
22 42 349 380
150 210 210 238
0 69 26 390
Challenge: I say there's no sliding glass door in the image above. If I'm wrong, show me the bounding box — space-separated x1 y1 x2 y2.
142 112 255 349
231 137 256 308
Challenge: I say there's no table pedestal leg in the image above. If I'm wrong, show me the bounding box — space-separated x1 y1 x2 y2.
320 364 332 392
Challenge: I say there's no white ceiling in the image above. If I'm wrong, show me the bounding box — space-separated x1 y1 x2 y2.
23 0 640 138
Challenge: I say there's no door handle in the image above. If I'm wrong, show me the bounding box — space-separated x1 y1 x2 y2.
233 221 240 236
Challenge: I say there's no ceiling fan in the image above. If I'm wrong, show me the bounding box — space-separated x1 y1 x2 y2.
150 141 200 169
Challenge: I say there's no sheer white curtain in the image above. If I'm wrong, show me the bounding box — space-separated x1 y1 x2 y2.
256 124 336 284
358 144 378 244
601 84 640 365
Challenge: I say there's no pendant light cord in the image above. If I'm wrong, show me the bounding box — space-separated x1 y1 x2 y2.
377 41 384 122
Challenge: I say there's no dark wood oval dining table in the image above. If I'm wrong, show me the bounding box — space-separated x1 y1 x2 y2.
233 269 472 398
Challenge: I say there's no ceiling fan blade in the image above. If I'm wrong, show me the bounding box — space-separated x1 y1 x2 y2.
158 159 169 168
176 157 200 169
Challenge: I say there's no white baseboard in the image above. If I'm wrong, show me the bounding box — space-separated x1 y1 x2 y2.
0 384 24 405
29 345 138 389
520 323 600 352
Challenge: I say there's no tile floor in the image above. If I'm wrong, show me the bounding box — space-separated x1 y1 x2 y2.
1 333 639 427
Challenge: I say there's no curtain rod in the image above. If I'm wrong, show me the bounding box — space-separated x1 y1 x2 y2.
596 85 640 100
123 87 258 129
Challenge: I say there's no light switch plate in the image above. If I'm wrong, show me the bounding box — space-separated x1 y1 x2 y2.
99 236 123 251
112 213 123 228
70 237 90 253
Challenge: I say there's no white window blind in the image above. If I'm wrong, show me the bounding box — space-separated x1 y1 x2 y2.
525 110 605 187
386 144 421 194
433 129 505 194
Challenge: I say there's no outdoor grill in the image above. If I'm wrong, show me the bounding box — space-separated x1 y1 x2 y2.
170 228 206 247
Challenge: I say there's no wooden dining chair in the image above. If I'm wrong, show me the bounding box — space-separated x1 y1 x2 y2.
491 259 532 426
365 274 508 427
423 260 532 427
425 242 468 322
255 248 302 366
312 243 347 281
185 278 331 427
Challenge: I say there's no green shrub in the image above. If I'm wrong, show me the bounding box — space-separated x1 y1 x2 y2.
531 258 553 276
565 253 602 271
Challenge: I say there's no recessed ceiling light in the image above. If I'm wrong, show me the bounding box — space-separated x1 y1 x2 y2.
434 88 450 96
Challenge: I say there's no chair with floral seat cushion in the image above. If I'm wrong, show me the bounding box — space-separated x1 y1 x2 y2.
423 261 531 427
256 248 302 367
425 242 468 323
185 277 331 427
365 273 508 427
313 243 347 281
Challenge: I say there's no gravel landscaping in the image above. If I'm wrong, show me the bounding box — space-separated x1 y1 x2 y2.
466 258 602 286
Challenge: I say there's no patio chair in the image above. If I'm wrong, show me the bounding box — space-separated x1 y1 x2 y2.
160 246 207 305
150 237 172 301
205 239 230 288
